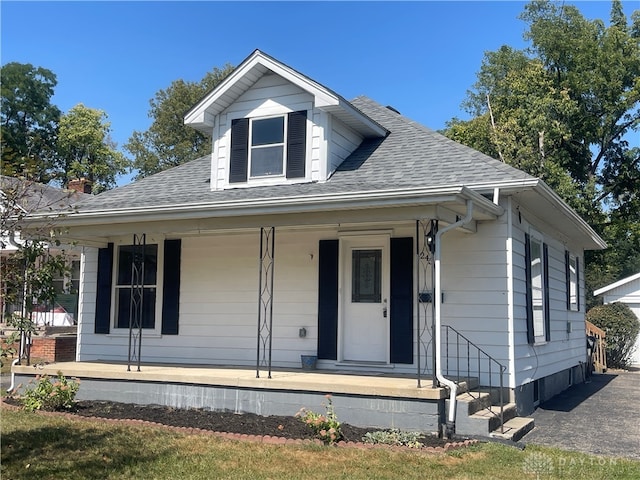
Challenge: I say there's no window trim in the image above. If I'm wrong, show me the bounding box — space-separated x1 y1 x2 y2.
525 231 548 344
110 239 164 334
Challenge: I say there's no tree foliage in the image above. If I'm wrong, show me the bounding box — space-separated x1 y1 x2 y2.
0 63 60 182
57 104 129 193
443 1 640 297
586 303 640 368
125 64 235 179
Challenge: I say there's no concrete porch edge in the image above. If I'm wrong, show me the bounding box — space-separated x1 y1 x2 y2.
12 361 448 400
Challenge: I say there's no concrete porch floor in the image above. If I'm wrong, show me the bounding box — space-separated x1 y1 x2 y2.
11 361 448 401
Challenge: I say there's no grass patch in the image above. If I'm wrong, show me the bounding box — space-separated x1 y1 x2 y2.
1 408 639 479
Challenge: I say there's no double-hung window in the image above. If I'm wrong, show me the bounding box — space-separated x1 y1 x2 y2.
565 252 580 311
525 231 550 343
229 110 307 184
114 244 158 329
250 116 285 177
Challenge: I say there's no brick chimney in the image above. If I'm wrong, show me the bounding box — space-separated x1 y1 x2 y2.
67 178 92 194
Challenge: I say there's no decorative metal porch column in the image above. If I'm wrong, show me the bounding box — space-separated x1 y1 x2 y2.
127 233 146 372
416 219 438 388
256 227 275 379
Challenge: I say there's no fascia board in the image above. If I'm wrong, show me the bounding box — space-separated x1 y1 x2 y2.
471 178 606 251
24 185 502 228
185 51 339 125
533 181 607 250
594 272 640 296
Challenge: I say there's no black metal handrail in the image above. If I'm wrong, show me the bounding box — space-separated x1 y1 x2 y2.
442 325 507 434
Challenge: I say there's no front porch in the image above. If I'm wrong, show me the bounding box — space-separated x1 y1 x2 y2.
12 361 450 433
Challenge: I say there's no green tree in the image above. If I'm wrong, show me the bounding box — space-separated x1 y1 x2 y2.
0 63 60 182
56 104 129 193
443 1 640 298
125 64 235 179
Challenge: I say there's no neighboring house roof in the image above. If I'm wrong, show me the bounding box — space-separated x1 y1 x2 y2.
1 175 87 215
1 176 89 250
593 272 640 296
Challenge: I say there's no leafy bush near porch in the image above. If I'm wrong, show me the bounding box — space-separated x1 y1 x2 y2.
587 303 640 368
362 429 424 448
20 371 80 412
295 394 342 444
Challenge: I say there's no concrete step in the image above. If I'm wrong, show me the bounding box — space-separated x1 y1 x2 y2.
451 377 479 394
490 416 535 442
449 391 493 416
467 402 517 432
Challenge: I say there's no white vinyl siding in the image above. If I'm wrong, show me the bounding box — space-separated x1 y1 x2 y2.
511 203 588 386
439 217 511 386
209 74 364 189
211 74 314 190
329 116 363 176
77 230 325 366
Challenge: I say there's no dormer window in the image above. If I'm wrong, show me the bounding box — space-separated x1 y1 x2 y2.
250 116 285 177
229 110 307 184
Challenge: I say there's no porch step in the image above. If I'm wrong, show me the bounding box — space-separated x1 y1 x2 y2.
490 416 535 442
452 377 479 395
449 387 534 440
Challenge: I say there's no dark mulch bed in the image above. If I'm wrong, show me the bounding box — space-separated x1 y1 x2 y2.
5 398 450 448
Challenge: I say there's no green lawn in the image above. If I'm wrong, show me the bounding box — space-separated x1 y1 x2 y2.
2 408 639 480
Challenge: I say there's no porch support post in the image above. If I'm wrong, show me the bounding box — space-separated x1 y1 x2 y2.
128 233 146 372
416 219 438 388
256 227 275 379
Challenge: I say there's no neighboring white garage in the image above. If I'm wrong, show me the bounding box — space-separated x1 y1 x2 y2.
594 272 640 366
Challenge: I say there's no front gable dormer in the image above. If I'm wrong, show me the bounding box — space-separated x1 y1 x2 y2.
184 50 387 190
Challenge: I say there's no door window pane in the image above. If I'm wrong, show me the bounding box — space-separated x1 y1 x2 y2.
352 249 381 303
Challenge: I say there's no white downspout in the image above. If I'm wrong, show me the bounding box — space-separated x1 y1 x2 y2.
6 231 24 393
435 199 473 437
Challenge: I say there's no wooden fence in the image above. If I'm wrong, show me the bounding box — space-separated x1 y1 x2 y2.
586 320 607 373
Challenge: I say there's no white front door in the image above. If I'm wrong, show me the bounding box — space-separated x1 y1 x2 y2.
341 236 389 363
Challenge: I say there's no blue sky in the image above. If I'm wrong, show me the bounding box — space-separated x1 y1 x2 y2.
1 1 636 185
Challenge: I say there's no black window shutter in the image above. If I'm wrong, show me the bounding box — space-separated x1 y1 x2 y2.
524 234 534 344
543 243 551 342
286 110 307 179
317 239 338 360
576 257 581 311
565 250 571 310
161 239 181 335
95 243 114 334
390 237 413 364
229 118 249 183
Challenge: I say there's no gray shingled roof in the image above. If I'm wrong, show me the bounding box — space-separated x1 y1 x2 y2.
1 175 88 214
70 96 535 213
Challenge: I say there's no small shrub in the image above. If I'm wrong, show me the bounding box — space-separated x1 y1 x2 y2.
362 429 424 448
295 394 342 444
587 303 640 369
20 371 80 412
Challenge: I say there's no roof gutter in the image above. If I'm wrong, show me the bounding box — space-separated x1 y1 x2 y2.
435 199 474 438
23 185 503 228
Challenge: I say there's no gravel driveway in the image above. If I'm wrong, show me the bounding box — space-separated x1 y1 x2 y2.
521 370 640 459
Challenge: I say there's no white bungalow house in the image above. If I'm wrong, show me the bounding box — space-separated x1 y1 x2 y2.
594 272 640 366
15 50 606 439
